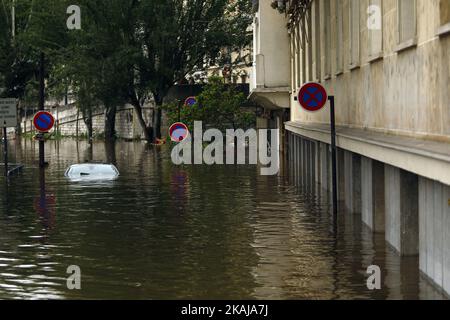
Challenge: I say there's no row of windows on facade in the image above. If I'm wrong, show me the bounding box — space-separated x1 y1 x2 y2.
289 0 450 88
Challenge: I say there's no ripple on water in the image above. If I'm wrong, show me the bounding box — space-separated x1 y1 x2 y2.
17 244 38 248
0 258 18 262
0 140 447 300
14 265 37 269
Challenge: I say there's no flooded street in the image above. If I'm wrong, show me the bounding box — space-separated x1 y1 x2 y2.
0 139 446 300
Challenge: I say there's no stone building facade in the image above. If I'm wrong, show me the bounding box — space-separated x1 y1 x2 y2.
253 0 450 295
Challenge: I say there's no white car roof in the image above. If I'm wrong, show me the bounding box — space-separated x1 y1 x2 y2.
65 163 120 181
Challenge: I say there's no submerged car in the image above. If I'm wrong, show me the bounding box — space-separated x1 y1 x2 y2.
64 163 120 181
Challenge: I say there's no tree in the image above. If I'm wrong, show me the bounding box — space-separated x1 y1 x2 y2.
1 0 136 141
127 0 253 143
165 76 255 133
56 0 137 140
1 0 73 137
1 0 253 142
0 0 42 100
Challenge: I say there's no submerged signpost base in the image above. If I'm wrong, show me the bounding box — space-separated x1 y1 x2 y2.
329 96 338 220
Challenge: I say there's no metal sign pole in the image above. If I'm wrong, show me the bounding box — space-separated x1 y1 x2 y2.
3 127 8 177
39 52 45 168
329 96 338 219
298 83 337 221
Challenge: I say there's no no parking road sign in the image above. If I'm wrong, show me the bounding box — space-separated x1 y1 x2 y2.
297 81 338 218
33 111 55 133
298 82 328 112
184 96 197 107
169 122 189 142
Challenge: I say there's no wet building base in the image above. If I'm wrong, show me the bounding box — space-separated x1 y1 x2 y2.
286 125 450 297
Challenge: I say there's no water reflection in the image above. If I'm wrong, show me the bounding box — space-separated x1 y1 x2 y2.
104 140 116 165
1 180 10 216
170 170 188 213
83 144 93 163
34 169 56 230
0 138 447 300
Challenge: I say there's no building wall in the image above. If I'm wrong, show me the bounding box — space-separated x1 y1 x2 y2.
419 176 450 294
206 48 253 84
251 0 291 90
282 0 450 295
289 0 450 142
21 104 153 140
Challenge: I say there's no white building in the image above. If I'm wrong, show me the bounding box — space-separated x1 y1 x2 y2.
249 0 291 147
253 0 450 296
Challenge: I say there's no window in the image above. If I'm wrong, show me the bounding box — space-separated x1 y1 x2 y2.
323 0 331 79
397 0 417 50
335 0 343 74
313 0 321 81
349 0 360 68
438 0 450 36
368 0 383 60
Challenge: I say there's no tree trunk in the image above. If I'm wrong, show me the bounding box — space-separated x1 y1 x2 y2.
153 95 163 140
105 139 117 165
16 100 22 137
88 107 93 143
131 103 153 143
104 104 116 140
82 107 93 144
76 108 80 139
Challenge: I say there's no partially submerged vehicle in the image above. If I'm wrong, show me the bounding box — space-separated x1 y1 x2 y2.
64 163 119 181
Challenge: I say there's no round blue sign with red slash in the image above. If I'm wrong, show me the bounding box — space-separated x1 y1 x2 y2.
169 122 189 142
184 96 197 107
298 82 328 112
33 111 55 132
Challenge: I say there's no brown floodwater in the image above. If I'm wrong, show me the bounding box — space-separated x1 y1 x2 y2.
0 138 446 299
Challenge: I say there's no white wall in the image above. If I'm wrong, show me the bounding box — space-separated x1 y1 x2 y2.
251 1 291 90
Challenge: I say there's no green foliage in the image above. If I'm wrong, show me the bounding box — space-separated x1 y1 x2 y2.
0 0 71 103
0 0 253 141
165 77 255 133
134 0 253 93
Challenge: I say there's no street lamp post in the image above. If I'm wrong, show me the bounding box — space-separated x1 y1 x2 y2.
11 0 15 39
